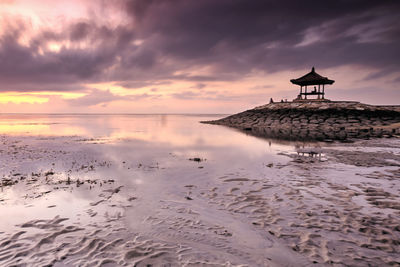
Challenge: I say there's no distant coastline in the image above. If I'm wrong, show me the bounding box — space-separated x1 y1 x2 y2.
202 101 400 141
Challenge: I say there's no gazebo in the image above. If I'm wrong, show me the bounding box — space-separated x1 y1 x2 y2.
291 67 334 101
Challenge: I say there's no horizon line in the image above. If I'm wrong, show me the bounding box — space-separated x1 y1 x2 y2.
0 112 230 116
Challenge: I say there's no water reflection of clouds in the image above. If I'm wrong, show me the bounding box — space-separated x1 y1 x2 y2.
0 115 260 148
0 114 315 159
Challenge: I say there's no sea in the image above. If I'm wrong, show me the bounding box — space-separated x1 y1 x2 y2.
0 114 398 266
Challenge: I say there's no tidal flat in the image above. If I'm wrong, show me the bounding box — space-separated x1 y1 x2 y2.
0 114 399 266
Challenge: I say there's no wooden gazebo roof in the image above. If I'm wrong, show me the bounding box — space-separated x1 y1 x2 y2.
290 67 334 86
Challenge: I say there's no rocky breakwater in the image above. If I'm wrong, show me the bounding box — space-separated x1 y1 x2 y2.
203 101 400 141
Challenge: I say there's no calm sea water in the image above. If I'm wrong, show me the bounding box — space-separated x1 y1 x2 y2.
0 114 319 265
0 113 299 151
1 114 398 266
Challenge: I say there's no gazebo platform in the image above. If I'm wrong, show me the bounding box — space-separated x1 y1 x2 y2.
293 98 331 102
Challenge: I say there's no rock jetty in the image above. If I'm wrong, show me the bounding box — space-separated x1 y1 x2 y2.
203 101 400 141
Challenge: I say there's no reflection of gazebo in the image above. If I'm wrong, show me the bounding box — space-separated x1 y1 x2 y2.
291 67 334 101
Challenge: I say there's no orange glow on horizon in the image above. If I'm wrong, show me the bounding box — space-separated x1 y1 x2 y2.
0 92 87 105
27 92 86 99
0 94 48 104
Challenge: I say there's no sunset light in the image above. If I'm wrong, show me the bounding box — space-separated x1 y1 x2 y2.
0 2 399 266
0 0 398 113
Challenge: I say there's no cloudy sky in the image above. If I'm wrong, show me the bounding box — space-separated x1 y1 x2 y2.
0 0 399 113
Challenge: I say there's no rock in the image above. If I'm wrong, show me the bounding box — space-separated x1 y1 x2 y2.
348 119 360 123
189 157 203 162
202 101 400 141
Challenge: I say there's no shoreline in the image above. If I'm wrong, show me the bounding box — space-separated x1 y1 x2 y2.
202 101 400 141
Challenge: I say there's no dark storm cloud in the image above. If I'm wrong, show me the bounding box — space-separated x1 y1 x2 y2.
0 20 125 91
1 0 399 92
125 0 400 72
69 22 92 42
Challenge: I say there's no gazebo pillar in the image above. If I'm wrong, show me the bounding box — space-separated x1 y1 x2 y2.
322 84 325 99
318 84 320 99
305 85 307 99
300 86 302 99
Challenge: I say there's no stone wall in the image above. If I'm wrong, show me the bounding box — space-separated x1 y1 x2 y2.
203 101 400 141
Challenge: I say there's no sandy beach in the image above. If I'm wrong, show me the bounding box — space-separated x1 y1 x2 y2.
0 114 399 266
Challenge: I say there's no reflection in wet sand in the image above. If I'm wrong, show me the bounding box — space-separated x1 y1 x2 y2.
0 115 399 266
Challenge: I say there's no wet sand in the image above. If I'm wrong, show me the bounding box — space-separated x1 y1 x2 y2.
0 115 399 266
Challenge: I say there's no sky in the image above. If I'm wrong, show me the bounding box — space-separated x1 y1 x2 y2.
0 0 399 113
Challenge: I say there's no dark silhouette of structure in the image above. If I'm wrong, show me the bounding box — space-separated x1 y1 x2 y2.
291 67 334 101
